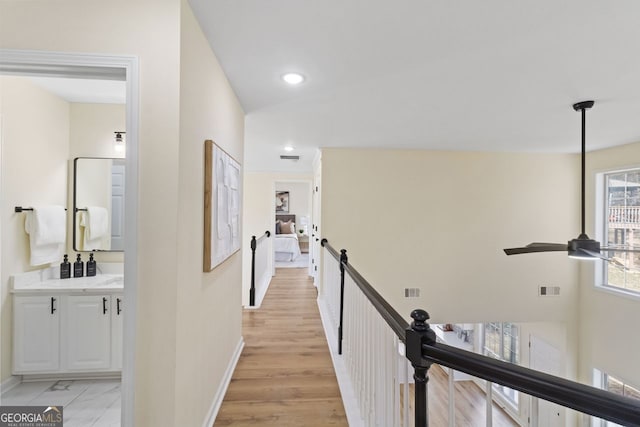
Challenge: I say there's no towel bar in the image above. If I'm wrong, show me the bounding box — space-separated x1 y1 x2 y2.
15 206 68 213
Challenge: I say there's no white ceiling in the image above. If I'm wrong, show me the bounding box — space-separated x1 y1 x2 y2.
28 77 126 104
189 0 640 173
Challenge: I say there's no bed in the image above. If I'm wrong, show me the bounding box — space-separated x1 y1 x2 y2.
274 214 301 262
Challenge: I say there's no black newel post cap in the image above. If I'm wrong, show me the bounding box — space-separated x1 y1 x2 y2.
406 309 437 367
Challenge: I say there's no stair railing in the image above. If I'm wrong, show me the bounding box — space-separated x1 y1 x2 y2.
249 230 270 306
321 238 640 427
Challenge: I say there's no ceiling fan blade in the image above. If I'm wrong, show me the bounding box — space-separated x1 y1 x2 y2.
504 243 568 255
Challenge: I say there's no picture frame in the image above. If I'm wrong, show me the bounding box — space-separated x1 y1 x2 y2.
275 191 289 213
203 140 241 272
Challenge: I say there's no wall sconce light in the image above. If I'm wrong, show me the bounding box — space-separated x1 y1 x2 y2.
114 131 126 153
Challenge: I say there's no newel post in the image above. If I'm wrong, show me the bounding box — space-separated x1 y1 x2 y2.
406 309 436 427
249 236 257 306
338 249 347 355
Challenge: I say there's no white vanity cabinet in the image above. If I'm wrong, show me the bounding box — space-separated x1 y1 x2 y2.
12 274 124 376
13 295 60 373
63 295 112 371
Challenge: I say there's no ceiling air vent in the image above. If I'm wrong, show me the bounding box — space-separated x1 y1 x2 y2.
280 155 300 160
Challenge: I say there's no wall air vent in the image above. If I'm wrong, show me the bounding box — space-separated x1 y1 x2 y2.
539 286 560 296
280 155 300 160
404 288 420 298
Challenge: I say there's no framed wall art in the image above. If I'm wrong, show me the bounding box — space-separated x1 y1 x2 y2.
275 191 289 213
203 140 241 271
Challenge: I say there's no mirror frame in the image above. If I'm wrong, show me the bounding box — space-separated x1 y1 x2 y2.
73 156 125 252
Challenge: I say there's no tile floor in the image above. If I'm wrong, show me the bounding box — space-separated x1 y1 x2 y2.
1 379 121 427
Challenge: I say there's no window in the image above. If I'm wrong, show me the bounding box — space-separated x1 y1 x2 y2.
600 169 640 295
483 322 519 407
593 370 640 427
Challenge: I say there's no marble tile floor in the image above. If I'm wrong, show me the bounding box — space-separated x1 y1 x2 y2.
1 379 121 427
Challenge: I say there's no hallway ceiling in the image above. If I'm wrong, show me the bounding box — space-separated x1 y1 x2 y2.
189 0 640 173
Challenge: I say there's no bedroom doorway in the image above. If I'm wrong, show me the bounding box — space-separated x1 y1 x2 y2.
273 180 312 275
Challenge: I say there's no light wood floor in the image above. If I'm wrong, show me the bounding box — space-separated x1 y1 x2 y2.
215 268 518 426
214 268 348 426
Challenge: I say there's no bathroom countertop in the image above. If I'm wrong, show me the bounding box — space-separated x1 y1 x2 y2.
11 274 124 294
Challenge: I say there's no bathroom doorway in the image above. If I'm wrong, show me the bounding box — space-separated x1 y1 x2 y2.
0 50 139 426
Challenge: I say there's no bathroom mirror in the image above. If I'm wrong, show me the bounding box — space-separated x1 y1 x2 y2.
73 157 126 251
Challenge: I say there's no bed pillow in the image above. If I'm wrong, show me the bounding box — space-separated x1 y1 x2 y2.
275 221 282 234
280 220 294 234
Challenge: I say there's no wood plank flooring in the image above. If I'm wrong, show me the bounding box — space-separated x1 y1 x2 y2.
408 366 519 427
214 268 348 426
215 267 518 426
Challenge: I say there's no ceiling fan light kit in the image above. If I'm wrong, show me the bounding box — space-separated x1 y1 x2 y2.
504 100 638 261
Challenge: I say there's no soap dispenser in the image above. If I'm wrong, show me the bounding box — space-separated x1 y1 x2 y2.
86 253 97 277
60 254 71 279
73 254 84 278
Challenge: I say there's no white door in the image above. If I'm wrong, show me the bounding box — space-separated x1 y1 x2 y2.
111 294 124 370
13 295 60 373
311 170 321 284
110 162 125 250
65 295 111 370
530 335 565 426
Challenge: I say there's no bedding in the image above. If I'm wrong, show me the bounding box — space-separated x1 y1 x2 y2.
274 232 301 261
275 214 300 261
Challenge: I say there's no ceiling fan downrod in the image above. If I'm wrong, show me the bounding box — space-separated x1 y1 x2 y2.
573 100 594 238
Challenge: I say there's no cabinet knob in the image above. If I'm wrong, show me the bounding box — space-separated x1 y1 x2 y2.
50 297 57 315
102 297 108 315
117 298 122 315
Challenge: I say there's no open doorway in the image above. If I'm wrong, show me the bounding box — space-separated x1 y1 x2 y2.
0 50 138 427
273 180 312 275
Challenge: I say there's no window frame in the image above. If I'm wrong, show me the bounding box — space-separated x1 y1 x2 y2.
595 168 640 298
481 322 520 409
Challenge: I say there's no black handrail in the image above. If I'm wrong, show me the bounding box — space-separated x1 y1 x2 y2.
249 231 271 306
418 338 640 425
322 238 640 427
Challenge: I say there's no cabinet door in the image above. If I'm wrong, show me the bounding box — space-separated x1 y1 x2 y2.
64 295 111 370
111 294 123 370
13 295 60 373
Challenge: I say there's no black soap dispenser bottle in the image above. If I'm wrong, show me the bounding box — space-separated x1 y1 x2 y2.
73 254 84 278
86 253 97 277
60 254 71 279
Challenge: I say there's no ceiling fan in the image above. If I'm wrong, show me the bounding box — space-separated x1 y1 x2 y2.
504 100 640 260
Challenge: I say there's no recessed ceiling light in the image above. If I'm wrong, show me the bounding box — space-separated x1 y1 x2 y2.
284 145 294 152
282 73 305 85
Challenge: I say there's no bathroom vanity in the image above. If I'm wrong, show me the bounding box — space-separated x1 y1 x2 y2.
11 267 123 377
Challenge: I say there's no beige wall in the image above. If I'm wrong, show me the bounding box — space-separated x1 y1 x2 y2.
580 141 640 388
276 181 312 226
320 148 580 323
0 0 184 424
173 2 245 425
0 76 70 382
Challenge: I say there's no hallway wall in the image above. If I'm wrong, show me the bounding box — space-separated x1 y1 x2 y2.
320 148 580 324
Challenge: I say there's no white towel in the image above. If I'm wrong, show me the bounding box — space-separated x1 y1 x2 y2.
79 206 109 250
24 205 66 266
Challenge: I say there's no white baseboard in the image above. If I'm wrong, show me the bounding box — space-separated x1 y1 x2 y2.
317 297 364 427
202 336 244 427
0 375 21 394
